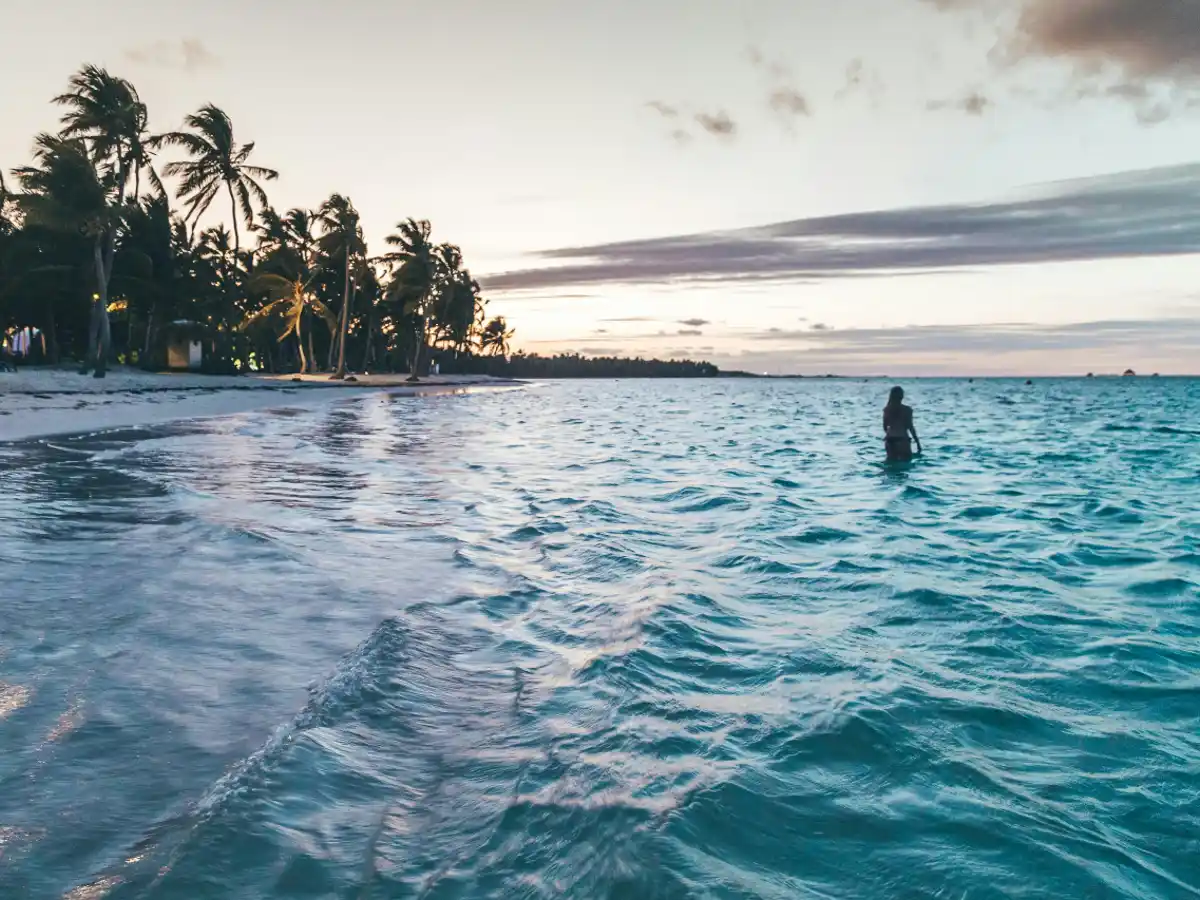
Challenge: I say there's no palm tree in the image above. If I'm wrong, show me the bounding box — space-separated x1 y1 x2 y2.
15 135 120 376
314 194 364 379
432 243 482 354
194 225 248 327
48 65 162 375
0 170 14 236
480 316 514 358
254 206 315 260
242 269 336 374
115 194 192 356
157 105 277 255
54 65 162 202
383 218 437 381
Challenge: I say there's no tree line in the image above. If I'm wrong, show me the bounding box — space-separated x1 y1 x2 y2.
0 65 515 379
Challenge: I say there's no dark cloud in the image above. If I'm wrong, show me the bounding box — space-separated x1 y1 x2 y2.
123 38 217 72
695 111 737 138
677 329 704 336
811 323 831 331
679 318 710 327
1011 0 1200 81
482 163 1200 293
926 0 1200 122
927 89 991 115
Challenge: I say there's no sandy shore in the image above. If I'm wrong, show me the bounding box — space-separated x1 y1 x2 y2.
0 368 522 442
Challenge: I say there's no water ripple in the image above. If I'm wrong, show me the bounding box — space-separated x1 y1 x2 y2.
1 379 1199 898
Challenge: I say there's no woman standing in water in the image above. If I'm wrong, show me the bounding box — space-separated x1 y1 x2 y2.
884 386 921 461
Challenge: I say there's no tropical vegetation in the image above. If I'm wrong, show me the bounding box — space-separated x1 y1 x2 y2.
0 64 509 379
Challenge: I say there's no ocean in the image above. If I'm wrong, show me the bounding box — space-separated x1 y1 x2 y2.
1 378 1198 899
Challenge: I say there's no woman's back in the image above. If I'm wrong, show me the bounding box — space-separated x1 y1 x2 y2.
883 403 911 437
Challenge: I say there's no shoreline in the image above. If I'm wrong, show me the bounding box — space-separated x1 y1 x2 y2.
0 368 525 443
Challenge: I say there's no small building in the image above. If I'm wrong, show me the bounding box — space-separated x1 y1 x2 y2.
160 320 212 372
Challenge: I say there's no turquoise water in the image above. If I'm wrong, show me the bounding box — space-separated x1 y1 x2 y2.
1 379 1198 899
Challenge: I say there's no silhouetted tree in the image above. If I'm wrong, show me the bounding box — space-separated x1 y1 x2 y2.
157 105 277 255
383 218 438 381
315 194 365 378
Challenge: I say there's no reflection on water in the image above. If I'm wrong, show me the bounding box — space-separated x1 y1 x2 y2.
1 379 1198 898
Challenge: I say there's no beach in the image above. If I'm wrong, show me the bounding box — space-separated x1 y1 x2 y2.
0 367 521 443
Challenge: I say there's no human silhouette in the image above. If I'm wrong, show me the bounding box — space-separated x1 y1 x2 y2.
883 386 921 462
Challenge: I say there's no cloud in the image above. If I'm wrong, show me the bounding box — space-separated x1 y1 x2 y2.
747 44 814 128
679 318 710 327
746 45 793 81
646 101 680 119
837 59 886 105
811 323 831 331
718 316 1200 374
600 316 658 323
695 111 737 138
925 0 1200 122
123 38 217 72
927 89 991 115
1010 0 1200 81
481 163 1200 292
677 329 704 336
646 102 733 144
769 87 812 118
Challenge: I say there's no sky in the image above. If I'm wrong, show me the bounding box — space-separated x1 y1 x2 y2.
4 0 1200 374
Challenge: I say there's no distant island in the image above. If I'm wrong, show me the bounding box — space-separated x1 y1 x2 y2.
438 352 719 379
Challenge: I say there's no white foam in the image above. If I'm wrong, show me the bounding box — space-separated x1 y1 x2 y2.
0 369 519 443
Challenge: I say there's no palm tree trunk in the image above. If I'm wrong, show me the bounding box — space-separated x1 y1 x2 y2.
82 237 112 377
334 246 352 378
359 308 374 373
227 181 240 257
296 329 307 374
306 319 317 376
408 315 426 383
44 303 59 367
144 307 155 358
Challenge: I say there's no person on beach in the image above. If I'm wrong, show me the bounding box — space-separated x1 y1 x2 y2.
883 386 921 461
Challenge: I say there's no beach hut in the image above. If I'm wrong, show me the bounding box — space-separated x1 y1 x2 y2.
160 320 211 371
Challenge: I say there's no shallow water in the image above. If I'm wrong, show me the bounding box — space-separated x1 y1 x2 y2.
1 378 1198 899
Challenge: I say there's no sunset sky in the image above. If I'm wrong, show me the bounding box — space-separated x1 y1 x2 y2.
5 0 1200 374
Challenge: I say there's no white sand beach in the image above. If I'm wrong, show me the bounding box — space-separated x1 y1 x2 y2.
0 368 521 443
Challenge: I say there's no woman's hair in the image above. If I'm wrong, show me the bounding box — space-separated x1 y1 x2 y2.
887 386 904 407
